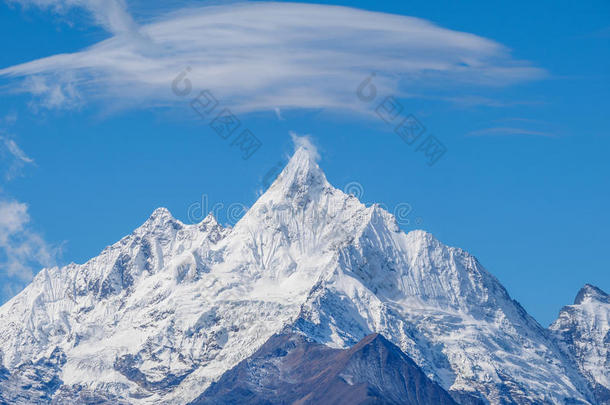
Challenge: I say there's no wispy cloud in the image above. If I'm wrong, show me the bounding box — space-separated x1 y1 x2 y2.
0 118 59 302
441 95 545 108
0 134 35 180
494 117 548 124
0 111 18 126
467 127 555 137
274 107 285 121
3 138 34 164
7 0 139 36
24 74 82 110
0 2 545 114
290 131 320 161
0 198 59 301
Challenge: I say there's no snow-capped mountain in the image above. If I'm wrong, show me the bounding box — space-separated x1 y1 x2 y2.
550 284 610 405
0 147 606 404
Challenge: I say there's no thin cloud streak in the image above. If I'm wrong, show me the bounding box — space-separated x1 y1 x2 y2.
3 138 34 164
0 2 546 114
467 127 556 137
0 135 35 180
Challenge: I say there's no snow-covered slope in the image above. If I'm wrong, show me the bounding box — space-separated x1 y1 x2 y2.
0 148 602 404
550 285 610 404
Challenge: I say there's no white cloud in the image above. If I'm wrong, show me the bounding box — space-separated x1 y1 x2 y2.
0 135 35 180
7 0 139 35
0 199 28 235
290 131 320 162
0 2 545 114
0 199 57 284
0 112 18 126
3 138 34 164
274 107 285 121
0 131 58 302
23 74 82 110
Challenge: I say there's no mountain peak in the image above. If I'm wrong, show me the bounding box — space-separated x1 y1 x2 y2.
264 147 330 200
201 212 219 226
138 207 183 233
198 212 224 233
574 284 609 305
151 206 171 217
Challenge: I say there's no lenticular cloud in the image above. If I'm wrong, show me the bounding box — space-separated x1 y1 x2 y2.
0 2 545 113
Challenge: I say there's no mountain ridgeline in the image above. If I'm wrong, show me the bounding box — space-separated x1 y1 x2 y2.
0 148 608 404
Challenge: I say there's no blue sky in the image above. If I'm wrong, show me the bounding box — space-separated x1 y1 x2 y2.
0 0 608 326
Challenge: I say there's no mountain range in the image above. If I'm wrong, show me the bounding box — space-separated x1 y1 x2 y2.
0 148 608 404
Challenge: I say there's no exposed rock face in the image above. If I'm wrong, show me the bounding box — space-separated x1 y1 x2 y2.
190 332 458 405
